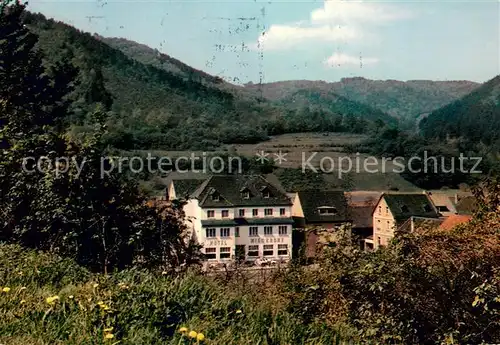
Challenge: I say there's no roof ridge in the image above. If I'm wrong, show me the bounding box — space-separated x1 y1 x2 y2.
190 175 213 200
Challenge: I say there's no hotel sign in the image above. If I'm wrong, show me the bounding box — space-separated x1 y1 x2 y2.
204 240 228 246
250 237 285 244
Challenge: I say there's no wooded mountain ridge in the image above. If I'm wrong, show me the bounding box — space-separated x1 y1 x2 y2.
25 11 493 151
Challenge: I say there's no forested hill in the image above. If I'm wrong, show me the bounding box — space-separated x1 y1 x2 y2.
96 35 228 88
420 75 500 148
24 12 277 150
277 89 397 126
245 78 480 121
23 12 398 150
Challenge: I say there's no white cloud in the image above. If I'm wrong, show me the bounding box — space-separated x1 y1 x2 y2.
323 52 379 67
255 24 360 51
311 0 413 24
249 0 413 52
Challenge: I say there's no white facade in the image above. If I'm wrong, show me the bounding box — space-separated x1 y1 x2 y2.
184 202 293 263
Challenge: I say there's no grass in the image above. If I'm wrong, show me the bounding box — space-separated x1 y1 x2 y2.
0 244 352 345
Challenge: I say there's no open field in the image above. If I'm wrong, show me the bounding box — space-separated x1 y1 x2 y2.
132 133 420 192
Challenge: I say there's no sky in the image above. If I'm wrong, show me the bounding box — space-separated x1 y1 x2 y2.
28 0 500 84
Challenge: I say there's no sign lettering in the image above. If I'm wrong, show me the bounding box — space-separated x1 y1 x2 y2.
204 240 228 246
250 238 285 244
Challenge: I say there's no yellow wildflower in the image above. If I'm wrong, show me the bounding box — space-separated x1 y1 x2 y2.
104 327 113 332
93 283 99 288
197 333 205 341
235 309 242 314
69 295 74 299
46 296 60 304
179 327 188 334
104 333 114 339
20 299 26 304
188 331 198 339
98 301 105 305
2 287 11 293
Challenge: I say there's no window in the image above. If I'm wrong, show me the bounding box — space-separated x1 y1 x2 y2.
263 191 270 198
377 237 381 246
264 226 273 235
385 206 389 214
249 226 258 237
206 228 216 238
248 245 259 257
235 227 240 237
279 208 286 216
220 228 230 237
264 208 273 216
263 245 273 256
252 209 258 216
238 209 245 217
437 205 450 212
219 247 231 259
211 193 219 201
207 210 215 218
205 247 216 260
221 210 229 218
318 207 337 215
278 226 288 235
242 191 250 199
378 206 382 214
278 244 288 256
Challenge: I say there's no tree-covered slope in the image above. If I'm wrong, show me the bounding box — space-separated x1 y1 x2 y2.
279 89 397 125
420 75 500 147
23 12 281 149
245 77 480 121
97 35 227 87
22 12 401 150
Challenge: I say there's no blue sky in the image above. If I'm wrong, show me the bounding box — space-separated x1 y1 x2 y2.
28 0 499 84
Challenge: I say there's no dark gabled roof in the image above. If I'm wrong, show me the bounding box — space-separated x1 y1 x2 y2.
201 217 294 227
379 193 439 221
173 179 206 199
455 196 478 215
350 205 373 229
297 190 350 223
191 175 292 207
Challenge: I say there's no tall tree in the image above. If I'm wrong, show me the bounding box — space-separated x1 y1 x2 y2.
0 0 197 272
0 0 75 141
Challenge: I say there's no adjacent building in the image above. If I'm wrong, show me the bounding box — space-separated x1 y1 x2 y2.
426 191 458 217
290 190 351 260
370 192 439 249
183 175 294 263
346 191 382 250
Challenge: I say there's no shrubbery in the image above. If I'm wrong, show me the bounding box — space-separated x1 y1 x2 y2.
0 244 346 345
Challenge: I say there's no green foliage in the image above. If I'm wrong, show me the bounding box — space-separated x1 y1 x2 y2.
14 11 404 151
277 168 326 191
420 75 500 149
349 127 488 189
0 0 196 273
245 78 480 123
0 244 346 345
273 89 398 134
